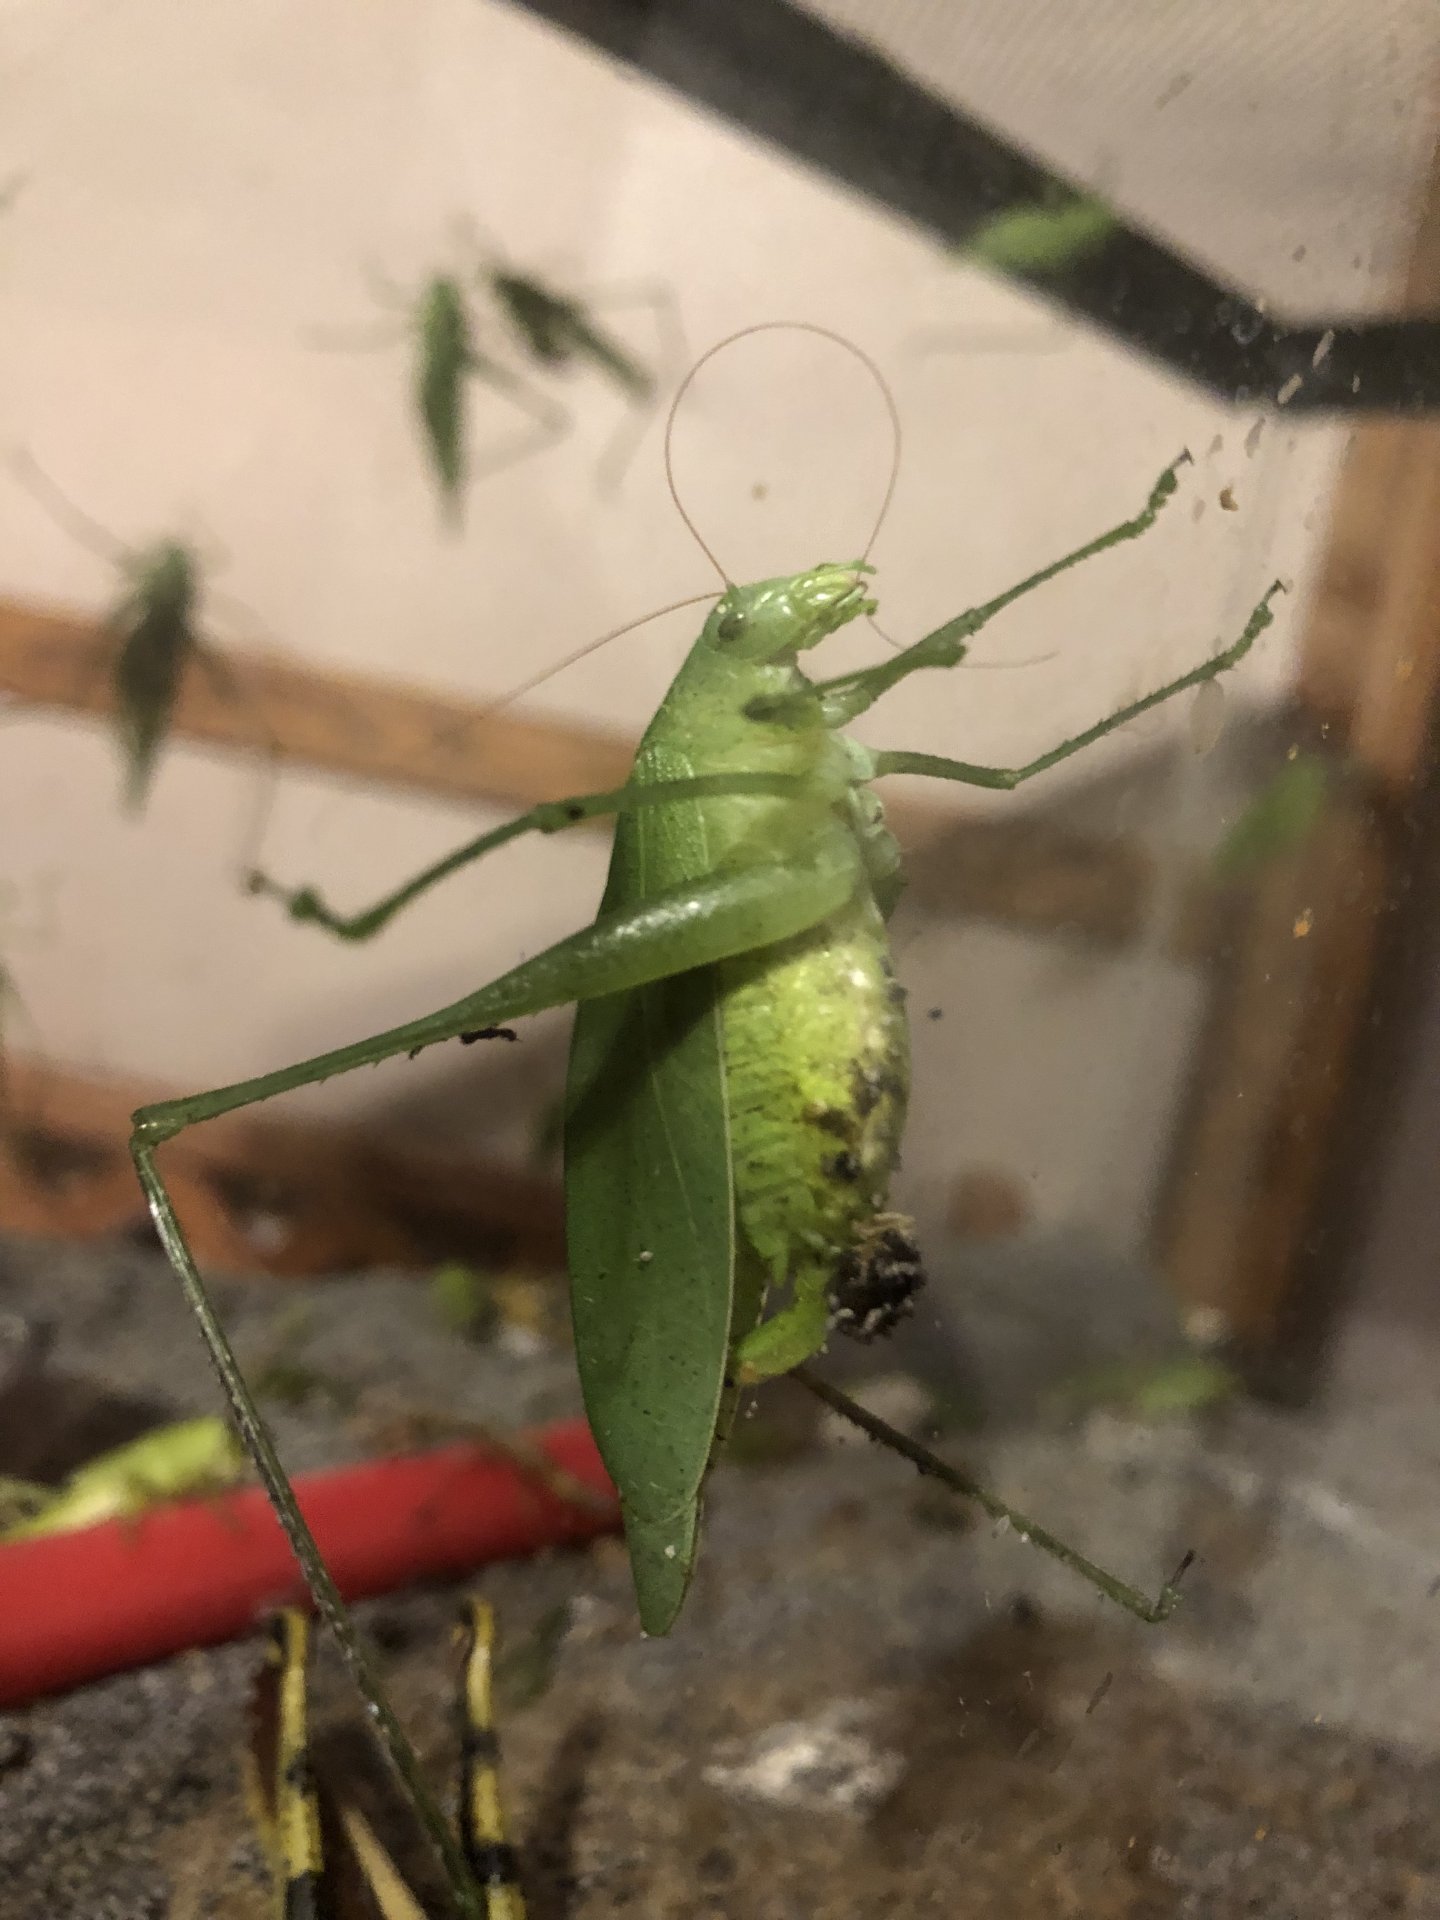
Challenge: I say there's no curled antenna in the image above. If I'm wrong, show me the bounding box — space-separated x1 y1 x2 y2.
662 320 904 584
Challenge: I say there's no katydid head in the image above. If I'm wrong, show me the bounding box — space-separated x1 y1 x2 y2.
419 274 471 354
705 562 876 662
124 541 197 620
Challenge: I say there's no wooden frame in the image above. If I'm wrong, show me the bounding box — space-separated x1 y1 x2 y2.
1158 134 1440 1373
0 592 1154 1267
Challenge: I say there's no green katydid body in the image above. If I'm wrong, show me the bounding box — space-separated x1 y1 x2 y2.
109 541 200 812
410 274 573 525
416 276 522 517
134 452 1279 1905
565 564 922 1629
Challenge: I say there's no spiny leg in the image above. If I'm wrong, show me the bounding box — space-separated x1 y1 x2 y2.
792 1366 1192 1625
133 841 856 1908
788 453 1198 728
870 580 1285 791
246 770 806 941
137 1141 479 1915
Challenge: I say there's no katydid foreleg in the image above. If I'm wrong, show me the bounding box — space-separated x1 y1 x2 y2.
772 453 1197 730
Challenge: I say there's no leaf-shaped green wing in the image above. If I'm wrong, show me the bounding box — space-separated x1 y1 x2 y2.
109 561 197 813
564 757 734 1635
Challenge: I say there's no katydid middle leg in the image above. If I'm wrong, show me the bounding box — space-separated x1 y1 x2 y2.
793 1367 1193 1624
245 769 809 940
868 579 1284 790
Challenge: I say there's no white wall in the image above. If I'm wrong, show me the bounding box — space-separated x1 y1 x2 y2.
2 0 1416 1258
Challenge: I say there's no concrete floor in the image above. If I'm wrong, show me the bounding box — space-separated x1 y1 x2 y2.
2 1234 1438 1919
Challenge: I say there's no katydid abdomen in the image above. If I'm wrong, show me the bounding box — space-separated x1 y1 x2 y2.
720 886 919 1379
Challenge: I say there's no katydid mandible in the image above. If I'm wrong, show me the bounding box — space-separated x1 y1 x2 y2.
130 330 1280 1909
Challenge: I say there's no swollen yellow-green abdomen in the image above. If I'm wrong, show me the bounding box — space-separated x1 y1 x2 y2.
719 889 922 1352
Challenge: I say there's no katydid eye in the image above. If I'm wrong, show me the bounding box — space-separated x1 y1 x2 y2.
716 609 746 642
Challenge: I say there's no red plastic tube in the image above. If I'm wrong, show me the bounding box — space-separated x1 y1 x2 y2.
0 1418 617 1707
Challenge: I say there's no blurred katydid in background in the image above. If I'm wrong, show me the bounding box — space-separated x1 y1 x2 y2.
319 220 681 524
8 452 271 813
323 267 567 526
131 325 1279 1918
964 187 1119 276
466 214 682 495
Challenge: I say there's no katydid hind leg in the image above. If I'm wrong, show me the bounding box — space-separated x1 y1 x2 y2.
793 1368 1192 1625
137 838 858 1705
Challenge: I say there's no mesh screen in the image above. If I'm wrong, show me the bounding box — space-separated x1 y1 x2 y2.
807 0 1440 312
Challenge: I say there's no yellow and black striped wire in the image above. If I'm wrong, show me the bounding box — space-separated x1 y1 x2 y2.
457 1601 527 1920
245 1610 327 1920
246 1599 526 1919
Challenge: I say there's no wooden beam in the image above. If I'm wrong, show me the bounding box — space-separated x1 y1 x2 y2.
1158 788 1390 1344
1158 125 1440 1360
0 598 636 814
0 592 1157 936
0 1054 564 1279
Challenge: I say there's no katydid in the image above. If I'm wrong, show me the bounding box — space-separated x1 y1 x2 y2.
409 273 566 524
8 453 264 811
484 264 653 404
104 540 206 811
326 223 679 515
964 189 1118 275
130 341 1280 1912
320 266 570 526
475 257 681 494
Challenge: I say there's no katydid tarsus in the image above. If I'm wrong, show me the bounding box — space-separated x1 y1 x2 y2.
131 325 1281 1918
